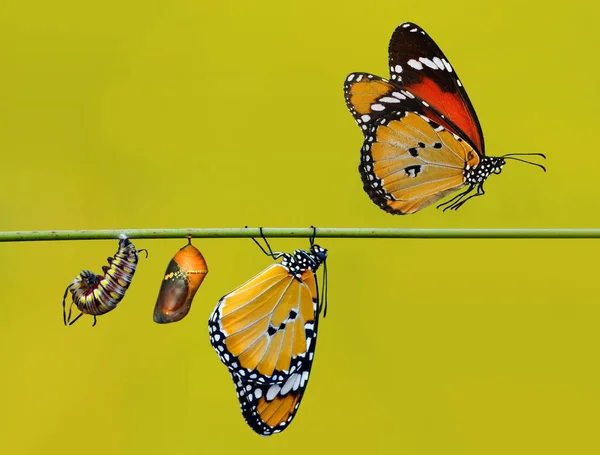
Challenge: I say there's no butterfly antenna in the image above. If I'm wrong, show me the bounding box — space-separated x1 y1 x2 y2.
502 153 546 159
137 248 149 258
503 156 546 172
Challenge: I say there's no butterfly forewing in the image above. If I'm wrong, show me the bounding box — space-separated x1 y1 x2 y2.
344 72 429 131
388 22 485 154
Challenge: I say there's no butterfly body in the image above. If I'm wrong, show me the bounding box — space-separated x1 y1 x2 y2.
344 23 543 214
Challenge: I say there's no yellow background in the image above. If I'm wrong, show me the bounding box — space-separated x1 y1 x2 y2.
0 1 599 453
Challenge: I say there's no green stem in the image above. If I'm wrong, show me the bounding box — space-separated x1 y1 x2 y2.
0 228 599 242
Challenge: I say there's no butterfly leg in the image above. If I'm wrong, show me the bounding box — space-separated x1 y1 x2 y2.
137 249 149 258
309 226 317 247
438 186 474 212
451 183 485 211
92 316 97 327
248 226 282 259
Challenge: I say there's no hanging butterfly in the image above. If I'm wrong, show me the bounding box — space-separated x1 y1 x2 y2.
62 236 147 326
208 228 328 436
153 236 208 323
344 22 545 214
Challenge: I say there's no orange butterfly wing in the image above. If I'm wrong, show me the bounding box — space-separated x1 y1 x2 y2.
361 110 480 214
209 265 321 435
344 74 479 214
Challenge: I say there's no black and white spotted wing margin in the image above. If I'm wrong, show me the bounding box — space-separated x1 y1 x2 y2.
208 296 321 436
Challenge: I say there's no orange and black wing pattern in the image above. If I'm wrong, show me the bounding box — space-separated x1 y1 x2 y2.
359 109 479 214
344 72 480 214
388 22 485 154
209 245 327 436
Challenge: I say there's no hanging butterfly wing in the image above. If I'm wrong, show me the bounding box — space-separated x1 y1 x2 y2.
388 22 485 154
209 264 320 435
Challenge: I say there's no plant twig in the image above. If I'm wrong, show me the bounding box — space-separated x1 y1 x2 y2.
1 228 599 242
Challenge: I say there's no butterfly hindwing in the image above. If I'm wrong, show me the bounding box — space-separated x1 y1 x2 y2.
228 279 319 436
359 110 480 214
388 22 485 154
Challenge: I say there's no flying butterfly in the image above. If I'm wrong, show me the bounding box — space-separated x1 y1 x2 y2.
344 22 545 214
62 236 147 326
208 229 328 436
154 236 208 323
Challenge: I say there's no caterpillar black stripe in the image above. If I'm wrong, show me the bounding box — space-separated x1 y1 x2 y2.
62 237 146 326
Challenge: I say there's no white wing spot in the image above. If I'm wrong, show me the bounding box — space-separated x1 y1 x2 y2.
356 74 363 82
407 59 423 70
281 374 299 395
410 27 418 33
361 114 371 123
392 92 406 100
419 57 438 70
292 374 302 391
371 104 385 111
346 74 355 82
457 79 463 87
379 97 400 103
394 64 403 74
442 58 453 72
266 384 281 401
254 388 262 399
300 371 309 387
433 57 445 70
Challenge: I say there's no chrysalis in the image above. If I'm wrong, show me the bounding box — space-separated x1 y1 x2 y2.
153 237 208 323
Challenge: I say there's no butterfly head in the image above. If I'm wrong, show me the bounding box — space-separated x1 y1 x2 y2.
309 244 328 264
